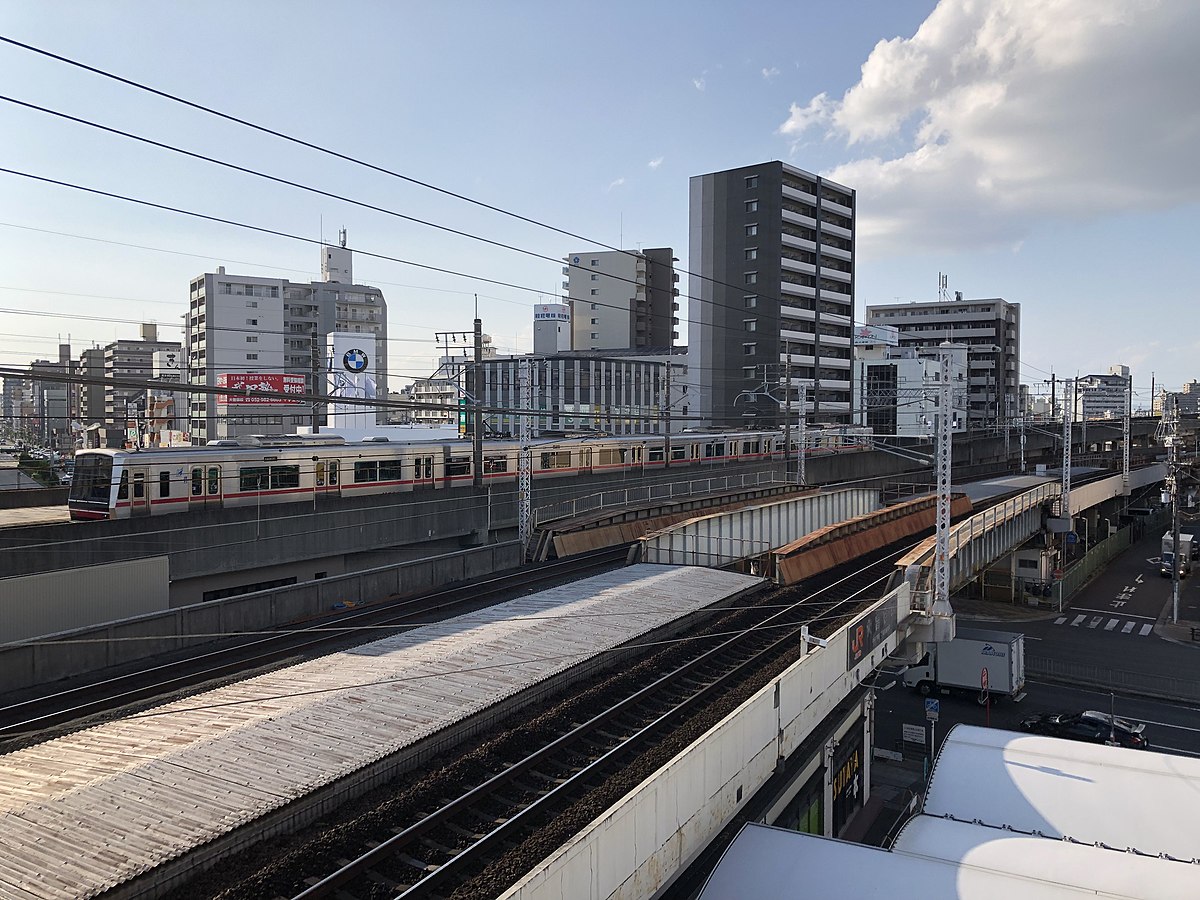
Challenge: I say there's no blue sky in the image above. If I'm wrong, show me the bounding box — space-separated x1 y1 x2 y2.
1 0 1198 410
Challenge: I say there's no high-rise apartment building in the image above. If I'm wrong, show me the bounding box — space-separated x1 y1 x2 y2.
186 241 387 442
690 162 855 428
865 296 1020 429
103 325 180 430
1073 366 1130 421
564 248 678 351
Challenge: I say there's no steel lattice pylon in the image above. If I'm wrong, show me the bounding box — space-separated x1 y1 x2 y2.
517 358 532 552
934 347 953 611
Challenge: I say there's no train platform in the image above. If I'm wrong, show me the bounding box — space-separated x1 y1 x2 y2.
0 564 764 900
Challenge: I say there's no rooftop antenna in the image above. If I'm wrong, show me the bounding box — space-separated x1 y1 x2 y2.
620 212 623 248
339 227 347 248
938 272 949 302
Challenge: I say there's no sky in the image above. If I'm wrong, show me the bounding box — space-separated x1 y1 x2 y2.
1 0 1198 411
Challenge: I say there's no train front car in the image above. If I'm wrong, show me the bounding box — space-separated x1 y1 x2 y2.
68 450 120 521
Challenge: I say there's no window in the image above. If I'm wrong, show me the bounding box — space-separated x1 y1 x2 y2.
415 456 434 479
744 367 756 379
239 466 270 492
132 472 145 499
745 272 757 285
246 336 258 343
745 224 758 236
590 289 598 296
269 465 300 490
191 467 203 496
315 461 326 487
540 451 572 469
246 318 258 326
246 300 258 308
590 273 599 281
328 460 339 485
744 343 757 356
590 303 598 310
354 460 379 483
648 447 665 463
379 458 404 481
744 295 757 308
159 471 171 497
207 467 220 495
591 332 599 339
598 448 627 466
246 353 258 360
744 319 757 332
745 248 758 261
745 200 758 212
483 455 508 473
590 318 598 325
590 258 599 266
745 175 758 188
446 457 472 477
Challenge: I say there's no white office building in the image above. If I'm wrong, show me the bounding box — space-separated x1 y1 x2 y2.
563 248 678 352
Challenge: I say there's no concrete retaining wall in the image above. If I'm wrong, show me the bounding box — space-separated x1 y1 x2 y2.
0 542 523 695
499 584 912 900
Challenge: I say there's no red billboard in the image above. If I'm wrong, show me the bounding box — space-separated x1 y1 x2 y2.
216 373 306 404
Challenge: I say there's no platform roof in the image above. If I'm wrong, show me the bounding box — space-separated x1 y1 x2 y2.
925 725 1200 860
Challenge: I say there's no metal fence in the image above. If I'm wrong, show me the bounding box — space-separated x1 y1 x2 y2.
532 470 792 526
1026 655 1200 704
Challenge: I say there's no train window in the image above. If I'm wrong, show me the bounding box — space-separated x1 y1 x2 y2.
133 473 145 499
598 448 626 466
742 440 761 454
270 466 300 489
379 459 404 481
648 448 665 463
207 467 220 495
446 457 471 477
416 456 434 479
671 446 687 461
540 451 571 469
159 471 171 497
328 461 339 485
240 466 270 492
192 467 203 496
117 471 129 500
354 460 379 483
704 442 726 459
315 461 326 487
483 455 508 473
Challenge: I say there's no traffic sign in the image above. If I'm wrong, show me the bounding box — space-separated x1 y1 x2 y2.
902 723 925 744
1066 532 1078 545
925 697 940 721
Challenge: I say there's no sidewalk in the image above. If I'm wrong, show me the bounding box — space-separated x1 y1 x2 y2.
1154 592 1200 647
845 756 925 848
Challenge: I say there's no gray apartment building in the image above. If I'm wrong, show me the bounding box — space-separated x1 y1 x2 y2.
689 161 856 429
186 242 387 442
865 296 1020 429
564 248 679 351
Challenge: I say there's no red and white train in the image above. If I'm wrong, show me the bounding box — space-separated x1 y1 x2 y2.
68 428 872 521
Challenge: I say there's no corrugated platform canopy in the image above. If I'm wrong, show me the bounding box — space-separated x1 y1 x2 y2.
0 564 762 900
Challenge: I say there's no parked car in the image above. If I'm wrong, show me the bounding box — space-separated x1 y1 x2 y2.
1019 710 1148 749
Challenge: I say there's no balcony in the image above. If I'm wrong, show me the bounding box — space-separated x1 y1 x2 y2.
782 208 817 229
821 286 851 304
781 281 817 299
782 257 817 276
820 220 852 240
781 305 816 320
782 184 818 205
822 196 854 218
821 243 852 261
821 267 852 284
782 232 817 251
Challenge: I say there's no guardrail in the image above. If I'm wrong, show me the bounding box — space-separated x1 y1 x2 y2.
1026 656 1200 704
533 470 792 526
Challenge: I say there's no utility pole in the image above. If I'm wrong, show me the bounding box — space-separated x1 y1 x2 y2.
664 356 672 468
933 342 953 617
518 358 532 554
1019 413 1026 474
783 352 792 482
1122 374 1131 496
1164 394 1182 623
472 310 484 488
798 382 808 487
1003 395 1011 460
1062 378 1073 523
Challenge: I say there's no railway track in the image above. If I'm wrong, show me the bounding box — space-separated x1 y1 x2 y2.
0 545 628 743
225 551 902 900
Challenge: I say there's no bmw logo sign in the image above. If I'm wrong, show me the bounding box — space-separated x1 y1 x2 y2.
343 348 369 372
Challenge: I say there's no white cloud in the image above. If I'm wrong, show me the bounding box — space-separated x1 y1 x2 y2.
761 66 780 81
648 157 664 170
779 0 1200 255
692 77 706 91
607 177 626 191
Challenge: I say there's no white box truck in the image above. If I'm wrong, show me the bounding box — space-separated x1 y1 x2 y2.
1160 532 1193 578
903 627 1025 701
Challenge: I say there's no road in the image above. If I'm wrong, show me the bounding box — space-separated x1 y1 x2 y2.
875 529 1200 761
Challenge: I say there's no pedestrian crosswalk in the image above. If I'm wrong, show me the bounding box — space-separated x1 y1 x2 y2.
1053 613 1154 636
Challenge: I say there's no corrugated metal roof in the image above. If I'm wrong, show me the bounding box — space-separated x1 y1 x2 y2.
0 564 761 900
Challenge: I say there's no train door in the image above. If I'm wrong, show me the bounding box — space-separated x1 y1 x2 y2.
630 444 644 474
414 454 435 490
190 464 223 508
129 467 150 516
315 458 341 499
